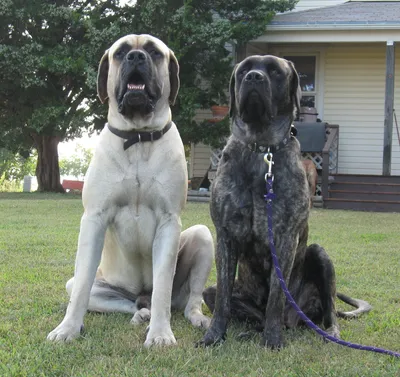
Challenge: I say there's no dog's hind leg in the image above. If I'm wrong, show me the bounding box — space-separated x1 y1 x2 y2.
203 285 264 328
300 244 340 338
131 295 152 325
66 277 136 314
172 225 214 329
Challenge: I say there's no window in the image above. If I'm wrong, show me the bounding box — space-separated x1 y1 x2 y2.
284 55 317 108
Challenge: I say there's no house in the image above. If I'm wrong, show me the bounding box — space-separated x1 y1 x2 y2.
189 0 400 211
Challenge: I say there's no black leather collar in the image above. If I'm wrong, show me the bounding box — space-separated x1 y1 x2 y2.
247 125 297 154
107 122 172 150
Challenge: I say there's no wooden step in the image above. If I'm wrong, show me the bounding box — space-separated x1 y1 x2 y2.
187 196 210 203
328 181 400 193
187 190 210 203
329 174 400 184
324 198 400 212
328 190 400 201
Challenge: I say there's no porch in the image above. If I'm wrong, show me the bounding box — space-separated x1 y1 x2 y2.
189 2 400 211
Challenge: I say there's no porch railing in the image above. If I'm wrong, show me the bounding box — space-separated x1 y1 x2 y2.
209 123 339 201
322 124 339 199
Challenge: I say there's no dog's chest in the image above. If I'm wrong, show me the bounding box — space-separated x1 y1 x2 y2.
94 141 187 214
111 152 185 242
91 140 187 290
212 147 308 242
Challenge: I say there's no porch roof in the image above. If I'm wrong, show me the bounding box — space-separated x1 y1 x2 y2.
253 2 400 43
270 1 400 30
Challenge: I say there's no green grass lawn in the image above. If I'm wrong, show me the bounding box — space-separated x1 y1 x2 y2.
0 193 399 377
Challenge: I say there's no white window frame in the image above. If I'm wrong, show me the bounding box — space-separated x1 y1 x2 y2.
270 47 325 120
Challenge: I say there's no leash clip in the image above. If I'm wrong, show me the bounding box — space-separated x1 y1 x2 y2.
264 148 274 181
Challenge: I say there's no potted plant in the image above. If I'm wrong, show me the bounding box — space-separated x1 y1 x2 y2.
209 87 229 120
211 104 229 119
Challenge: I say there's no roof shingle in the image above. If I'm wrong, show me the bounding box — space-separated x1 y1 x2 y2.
272 1 400 26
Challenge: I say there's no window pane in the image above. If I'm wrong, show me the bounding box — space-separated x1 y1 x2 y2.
284 56 316 92
300 95 315 108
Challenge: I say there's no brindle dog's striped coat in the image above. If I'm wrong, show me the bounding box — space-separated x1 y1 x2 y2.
199 55 371 349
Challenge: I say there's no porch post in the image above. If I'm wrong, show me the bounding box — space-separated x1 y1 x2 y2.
383 41 395 176
235 44 247 63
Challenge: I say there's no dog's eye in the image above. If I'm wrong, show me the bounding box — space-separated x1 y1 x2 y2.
148 48 162 58
114 49 127 59
270 68 280 77
239 69 248 77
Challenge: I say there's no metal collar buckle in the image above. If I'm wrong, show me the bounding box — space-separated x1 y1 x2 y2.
264 148 274 182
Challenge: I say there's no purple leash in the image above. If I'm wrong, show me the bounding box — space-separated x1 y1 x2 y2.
263 151 400 358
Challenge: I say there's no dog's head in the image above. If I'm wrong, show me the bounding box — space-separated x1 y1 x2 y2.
229 55 301 143
97 34 179 128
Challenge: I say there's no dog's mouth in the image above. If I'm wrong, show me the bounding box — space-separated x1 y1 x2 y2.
125 72 147 94
239 89 272 125
127 83 145 91
117 70 158 116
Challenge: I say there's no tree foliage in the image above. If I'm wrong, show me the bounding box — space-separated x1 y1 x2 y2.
0 148 36 182
59 145 93 179
128 0 298 145
0 0 139 190
0 0 141 148
0 0 297 190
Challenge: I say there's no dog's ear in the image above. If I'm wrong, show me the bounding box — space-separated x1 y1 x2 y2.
169 50 180 105
229 64 238 118
97 49 109 104
288 60 301 117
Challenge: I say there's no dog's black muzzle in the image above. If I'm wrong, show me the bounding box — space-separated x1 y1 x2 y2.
245 70 265 85
126 50 147 66
239 70 273 125
116 51 161 117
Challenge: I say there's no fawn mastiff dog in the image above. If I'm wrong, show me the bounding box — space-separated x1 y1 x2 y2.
199 55 371 349
302 159 318 208
47 34 214 347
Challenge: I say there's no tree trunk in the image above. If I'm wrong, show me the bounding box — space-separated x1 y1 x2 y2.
32 134 65 193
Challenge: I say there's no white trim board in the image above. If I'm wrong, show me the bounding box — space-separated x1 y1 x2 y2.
255 29 400 44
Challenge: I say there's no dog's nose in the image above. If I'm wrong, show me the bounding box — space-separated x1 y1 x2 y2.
245 70 264 83
126 50 147 63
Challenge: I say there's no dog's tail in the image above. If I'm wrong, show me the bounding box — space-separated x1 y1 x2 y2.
336 292 372 319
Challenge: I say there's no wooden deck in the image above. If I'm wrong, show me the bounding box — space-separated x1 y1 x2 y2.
324 174 400 212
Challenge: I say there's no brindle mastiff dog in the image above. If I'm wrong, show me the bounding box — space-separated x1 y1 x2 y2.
47 34 214 347
199 55 371 349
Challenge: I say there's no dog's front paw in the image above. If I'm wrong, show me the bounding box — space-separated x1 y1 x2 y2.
131 308 151 325
187 311 211 329
237 331 257 341
144 325 177 347
47 320 83 342
196 327 226 347
325 325 340 340
261 330 285 350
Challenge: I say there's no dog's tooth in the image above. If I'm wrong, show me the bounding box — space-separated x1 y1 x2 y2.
127 83 145 90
